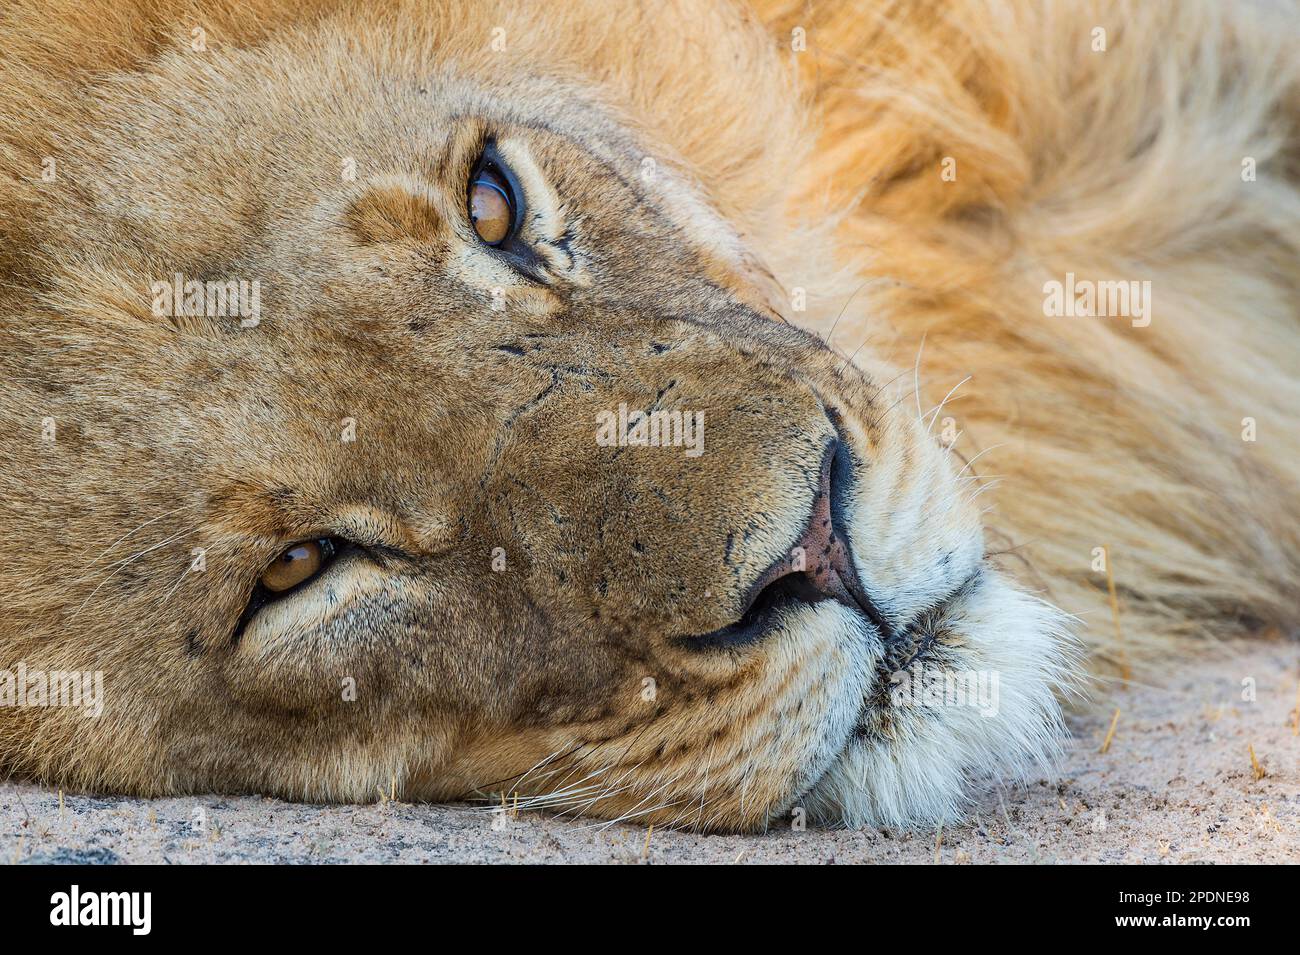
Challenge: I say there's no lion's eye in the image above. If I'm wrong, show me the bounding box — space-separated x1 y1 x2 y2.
469 164 517 246
259 539 335 593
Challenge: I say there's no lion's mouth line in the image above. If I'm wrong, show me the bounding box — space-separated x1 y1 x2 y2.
686 573 844 649
688 561 979 659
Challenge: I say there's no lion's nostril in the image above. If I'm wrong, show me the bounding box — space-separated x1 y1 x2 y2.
796 439 842 563
785 437 896 639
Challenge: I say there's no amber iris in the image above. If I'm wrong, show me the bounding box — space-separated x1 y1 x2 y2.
260 540 328 592
469 166 515 245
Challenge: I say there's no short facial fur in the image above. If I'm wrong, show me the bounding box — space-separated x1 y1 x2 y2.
1 0 1295 831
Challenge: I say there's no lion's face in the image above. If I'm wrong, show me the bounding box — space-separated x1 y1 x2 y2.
1 15 1071 831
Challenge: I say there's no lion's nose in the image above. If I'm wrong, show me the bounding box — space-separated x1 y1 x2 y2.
793 439 861 603
682 436 897 649
779 438 896 638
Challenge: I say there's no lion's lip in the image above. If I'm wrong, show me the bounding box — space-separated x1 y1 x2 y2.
682 574 834 649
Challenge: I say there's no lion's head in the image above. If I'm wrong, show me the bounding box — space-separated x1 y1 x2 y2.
0 0 1075 831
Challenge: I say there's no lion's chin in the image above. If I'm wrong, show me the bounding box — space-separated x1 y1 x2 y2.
798 572 1080 830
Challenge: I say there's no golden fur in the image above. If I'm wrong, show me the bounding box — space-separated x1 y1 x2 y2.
766 0 1300 659
0 0 1295 831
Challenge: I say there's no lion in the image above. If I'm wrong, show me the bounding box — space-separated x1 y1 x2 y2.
0 0 1296 833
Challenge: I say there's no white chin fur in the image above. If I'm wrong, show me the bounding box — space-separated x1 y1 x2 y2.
800 572 1081 830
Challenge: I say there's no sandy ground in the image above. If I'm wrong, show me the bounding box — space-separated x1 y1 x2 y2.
3 639 1297 864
